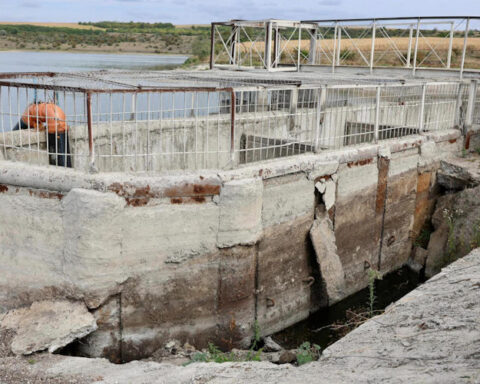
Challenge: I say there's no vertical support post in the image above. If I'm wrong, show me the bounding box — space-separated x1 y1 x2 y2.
314 86 326 152
413 18 421 77
308 28 317 65
465 80 477 130
460 18 470 79
454 82 464 128
289 87 299 131
419 84 427 133
374 86 381 143
447 21 454 69
86 92 95 169
370 21 376 73
297 26 302 71
273 26 280 68
336 26 342 66
265 21 273 70
230 26 238 65
332 22 338 73
209 23 215 70
406 24 413 68
230 89 236 163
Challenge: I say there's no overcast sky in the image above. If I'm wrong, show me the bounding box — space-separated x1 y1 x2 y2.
1 0 479 24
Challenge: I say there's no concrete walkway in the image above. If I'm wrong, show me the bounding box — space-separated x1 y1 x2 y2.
1 249 480 383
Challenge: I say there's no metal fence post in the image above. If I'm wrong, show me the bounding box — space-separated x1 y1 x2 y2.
460 18 470 79
374 86 381 142
297 25 302 71
406 24 413 68
86 92 95 171
419 84 427 133
265 21 273 70
412 18 421 77
336 26 342 66
308 28 317 65
454 82 465 128
465 80 477 130
230 89 236 164
314 86 326 152
210 23 216 70
332 22 338 73
447 21 454 69
370 21 376 74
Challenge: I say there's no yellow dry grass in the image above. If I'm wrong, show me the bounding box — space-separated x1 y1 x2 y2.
238 37 480 53
0 22 103 30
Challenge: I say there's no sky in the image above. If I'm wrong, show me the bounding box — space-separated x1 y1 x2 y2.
1 0 479 24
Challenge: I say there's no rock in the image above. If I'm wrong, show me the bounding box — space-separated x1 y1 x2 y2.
259 351 281 363
310 216 346 304
407 247 428 273
425 183 480 277
183 343 195 352
437 158 480 191
263 336 282 352
0 300 97 355
165 341 177 349
278 350 296 364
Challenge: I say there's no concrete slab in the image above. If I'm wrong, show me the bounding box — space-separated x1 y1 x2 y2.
0 300 97 355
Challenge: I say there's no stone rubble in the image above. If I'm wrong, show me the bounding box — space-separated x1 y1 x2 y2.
0 300 97 355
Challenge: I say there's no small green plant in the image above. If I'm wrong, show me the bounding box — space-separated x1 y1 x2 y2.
28 358 36 365
475 147 480 155
444 208 458 261
185 321 264 365
367 268 383 317
472 220 480 248
461 148 468 158
296 342 321 366
414 228 432 248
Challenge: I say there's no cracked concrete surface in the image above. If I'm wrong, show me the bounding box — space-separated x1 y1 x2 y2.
1 249 479 383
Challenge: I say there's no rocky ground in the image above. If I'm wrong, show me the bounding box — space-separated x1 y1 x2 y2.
1 248 479 383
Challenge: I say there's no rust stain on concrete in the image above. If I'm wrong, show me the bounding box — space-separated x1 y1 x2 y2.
347 158 373 168
0 184 8 193
375 157 390 214
108 181 219 206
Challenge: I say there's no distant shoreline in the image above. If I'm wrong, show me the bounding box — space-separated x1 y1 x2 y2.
0 48 190 57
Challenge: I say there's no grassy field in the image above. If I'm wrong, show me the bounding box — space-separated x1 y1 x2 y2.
0 22 103 30
232 37 480 68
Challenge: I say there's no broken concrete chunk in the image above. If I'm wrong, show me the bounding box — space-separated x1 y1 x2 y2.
407 247 428 273
0 300 97 355
310 217 346 305
263 336 283 352
315 181 326 194
437 158 480 191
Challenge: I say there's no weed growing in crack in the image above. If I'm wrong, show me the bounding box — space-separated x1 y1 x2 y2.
368 268 383 317
443 208 461 263
471 220 480 249
296 342 321 366
185 321 263 365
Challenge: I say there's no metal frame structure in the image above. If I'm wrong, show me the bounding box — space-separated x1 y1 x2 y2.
0 71 478 173
211 16 480 77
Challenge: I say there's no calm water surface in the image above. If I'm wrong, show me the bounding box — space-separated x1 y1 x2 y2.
0 51 188 72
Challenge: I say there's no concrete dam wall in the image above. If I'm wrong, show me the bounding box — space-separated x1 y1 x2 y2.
0 127 464 362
